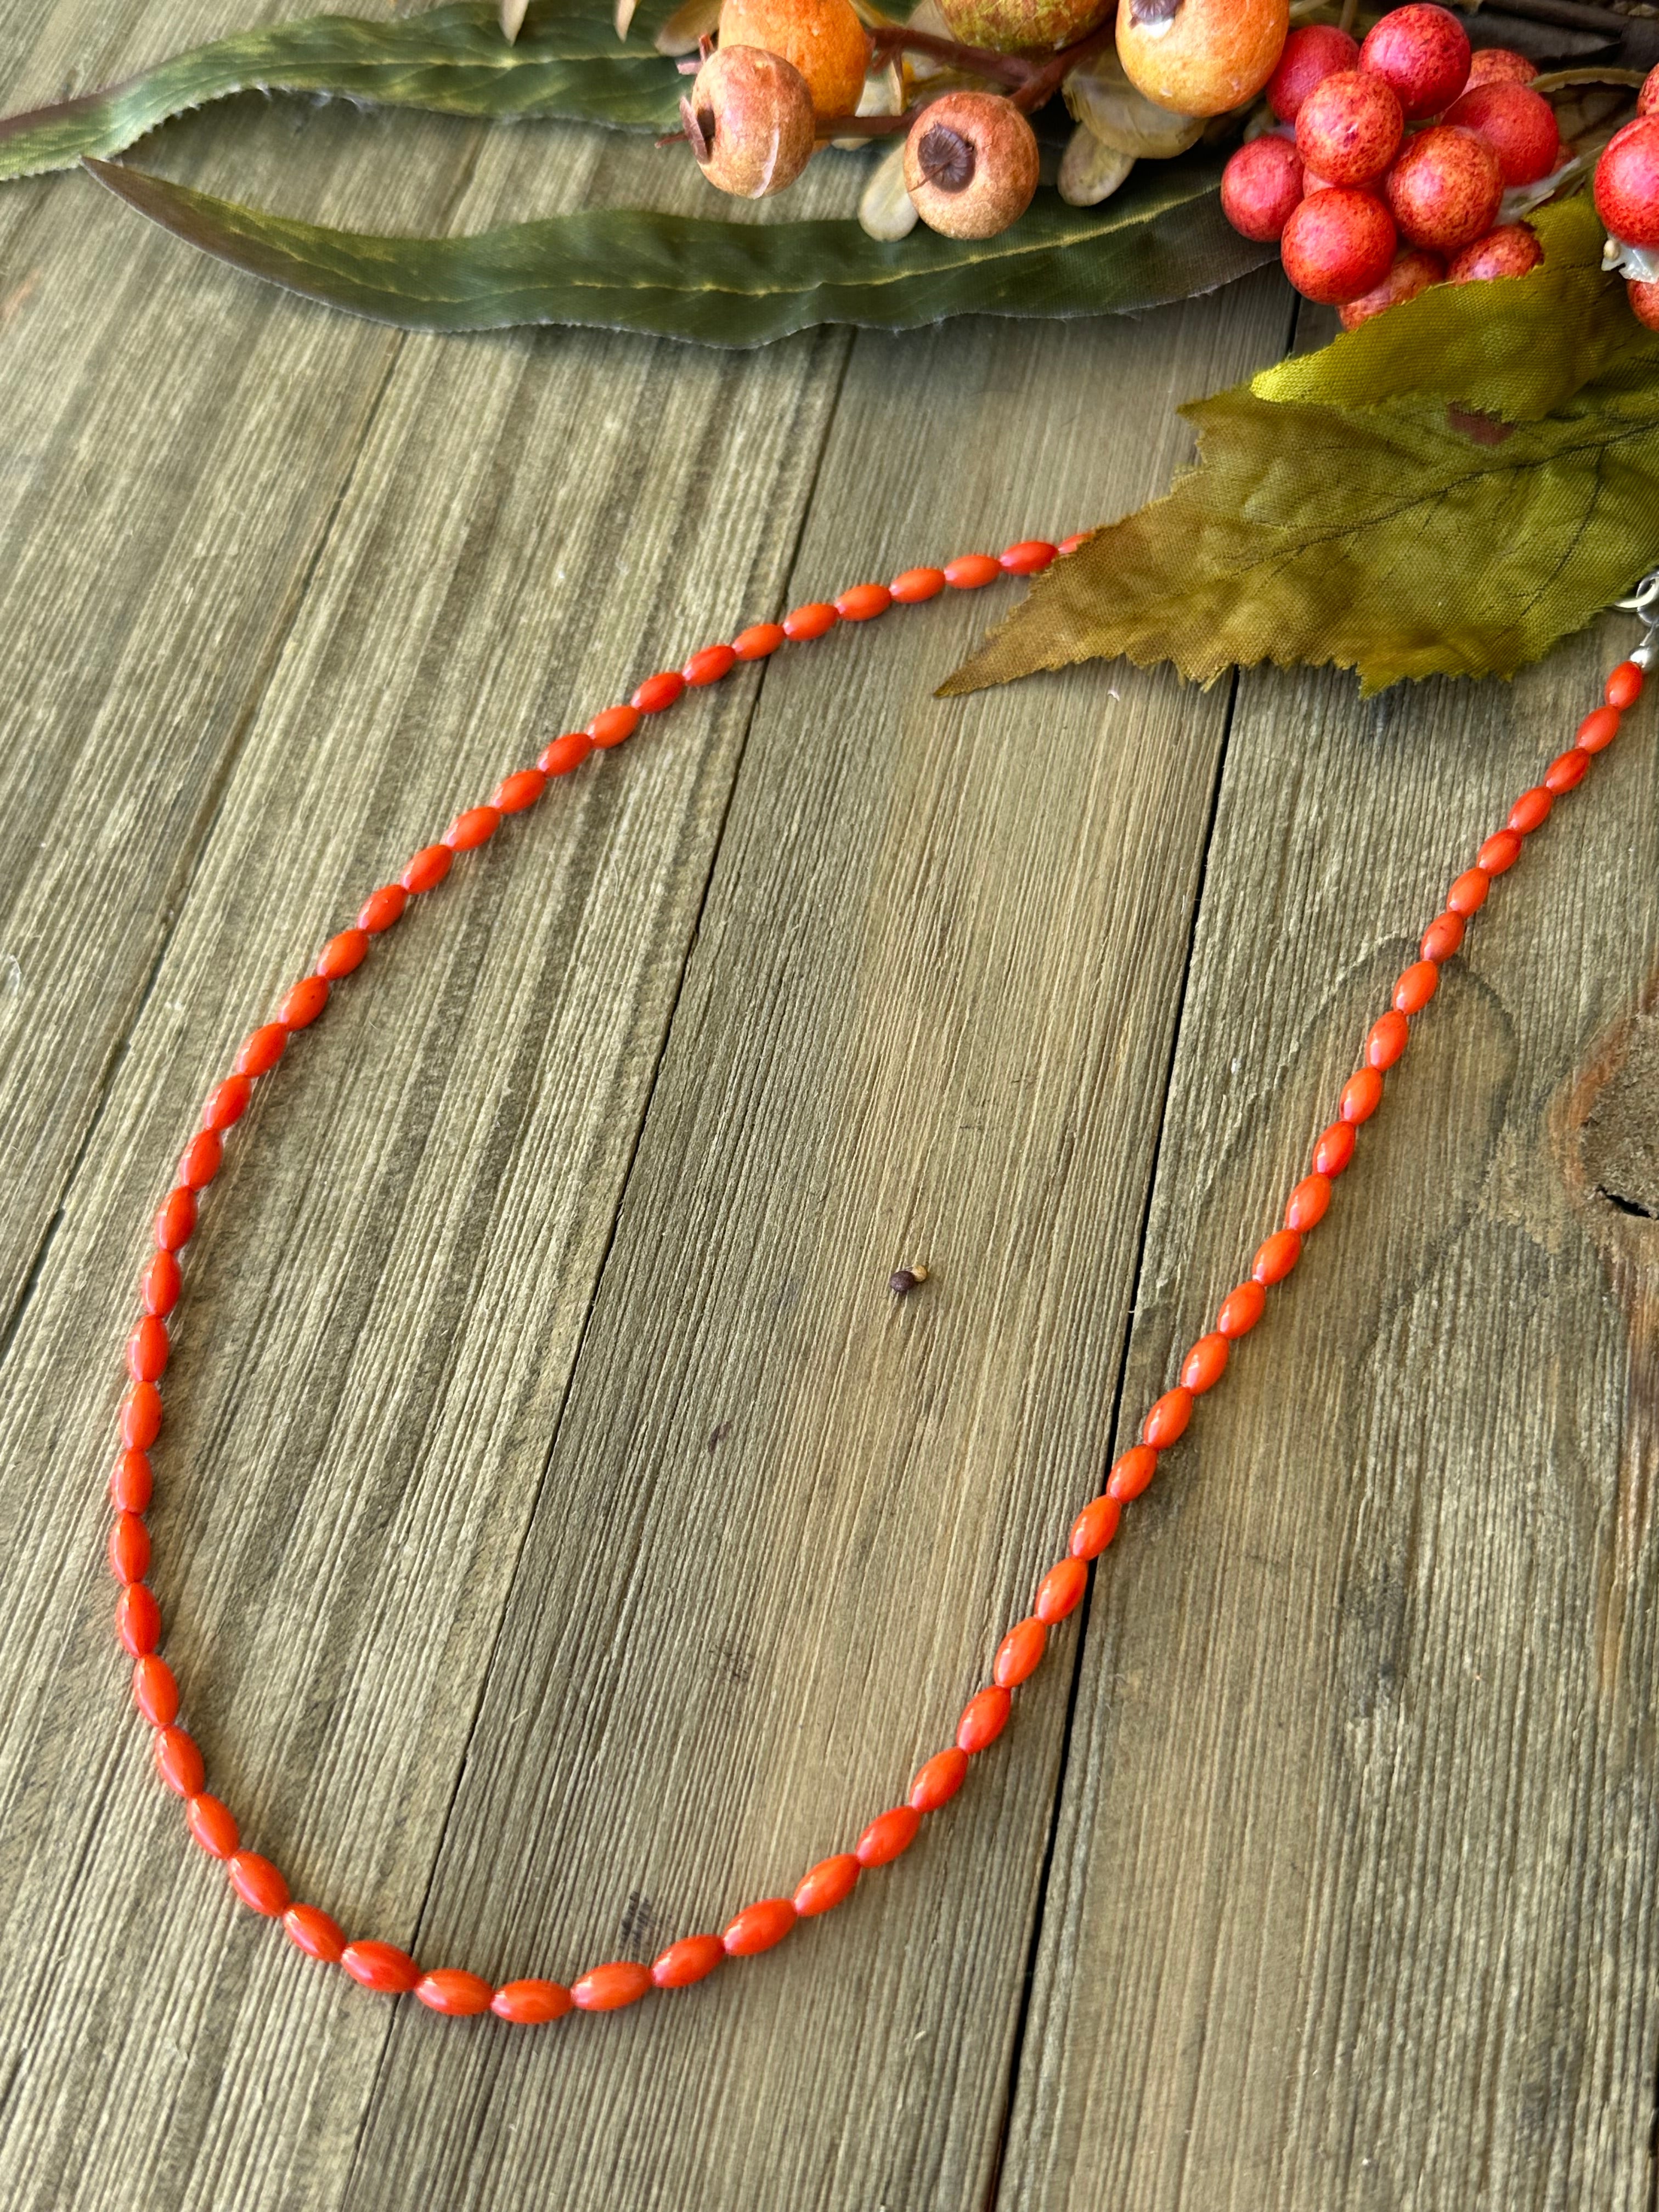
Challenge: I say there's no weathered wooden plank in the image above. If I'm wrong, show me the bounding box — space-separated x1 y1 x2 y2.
328 281 1291 2212
1000 644 1659 2209
0 82 875 2212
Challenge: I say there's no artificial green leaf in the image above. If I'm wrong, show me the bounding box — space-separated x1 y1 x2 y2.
0 0 682 183
943 224 1659 697
81 149 1274 341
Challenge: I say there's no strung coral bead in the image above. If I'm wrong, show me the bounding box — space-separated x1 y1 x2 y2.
179 1130 223 1190
341 1941 421 1995
723 1899 796 1956
1142 1387 1192 1449
153 1725 205 1798
1035 1555 1087 1623
944 554 1001 589
358 885 408 935
794 1854 861 1916
1216 1282 1266 1338
142 1251 182 1317
1393 961 1438 1015
122 1383 163 1452
632 672 685 714
1508 786 1551 836
1071 1492 1123 1556
1477 829 1522 876
402 844 453 895
494 770 545 815
1105 1444 1158 1499
732 623 785 659
284 1904 346 1962
111 1449 153 1512
1253 1229 1302 1285
492 1978 573 2024
1366 1011 1409 1070
835 584 891 623
108 1513 150 1583
155 1188 198 1252
415 1968 494 2015
855 1805 921 1866
202 1075 252 1132
1340 1066 1384 1124
1000 540 1057 574
1313 1121 1355 1178
651 1934 726 1988
890 567 945 603
116 1583 161 1655
234 1023 289 1077
783 603 837 642
187 1794 239 1859
1544 748 1589 795
588 707 639 749
957 1686 1011 1754
1420 912 1464 963
127 1314 169 1383
131 1655 178 1726
910 1747 969 1812
1447 867 1489 916
1577 706 1620 752
228 1851 290 1917
539 733 592 778
1180 1333 1229 1393
278 976 329 1030
316 929 368 981
444 806 500 852
684 644 736 686
1606 660 1644 708
992 1618 1047 1690
1284 1175 1330 1234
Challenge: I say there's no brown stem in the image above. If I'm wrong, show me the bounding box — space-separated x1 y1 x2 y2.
867 24 1035 89
1009 14 1120 111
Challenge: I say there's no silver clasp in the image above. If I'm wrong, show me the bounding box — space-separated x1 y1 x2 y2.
1616 571 1659 666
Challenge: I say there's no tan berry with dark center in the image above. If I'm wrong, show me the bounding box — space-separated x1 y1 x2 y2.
684 44 816 199
1118 0 1290 119
938 0 1110 59
717 0 871 119
903 92 1039 238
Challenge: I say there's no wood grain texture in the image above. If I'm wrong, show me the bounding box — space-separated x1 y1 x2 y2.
1001 644 1659 2211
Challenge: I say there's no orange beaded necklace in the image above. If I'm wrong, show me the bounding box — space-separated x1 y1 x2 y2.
105 538 1655 2024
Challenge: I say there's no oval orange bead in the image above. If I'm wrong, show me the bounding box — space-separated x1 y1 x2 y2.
910 1747 969 1812
1313 1121 1355 1177
179 1130 223 1190
589 705 640 749
493 769 546 814
1446 867 1489 916
415 1968 494 2015
1057 532 1090 556
1340 1066 1384 1124
993 1618 1047 1690
651 1934 726 1988
142 1250 182 1317
155 1187 198 1252
632 672 685 714
1142 1387 1193 1449
132 1655 178 1726
358 884 408 934
111 1449 153 1512
444 805 500 851
234 1023 289 1077
835 583 891 622
316 929 368 982
492 1978 574 2024
944 553 1001 589
284 1903 346 1963
1365 1011 1409 1070
1508 786 1551 836
684 644 736 686
572 1959 654 2008
1216 1281 1266 1338
154 1725 205 1798
1105 1444 1158 1500
1606 660 1643 708
127 1314 170 1384
116 1583 161 1655
539 732 593 777
723 1899 797 1957
957 1685 1012 1755
122 1383 163 1452
783 602 837 641
890 567 945 602
794 1854 861 1917
1000 539 1057 574
1578 705 1621 752
1035 1555 1087 1623
341 1940 421 1994
1252 1228 1302 1286
278 976 329 1031
733 622 786 659
202 1075 252 1133
1284 1175 1330 1233
1180 1333 1229 1393
228 1850 290 1917
1544 747 1589 794
108 1512 150 1584
1071 1492 1123 1557
402 844 453 895
856 1805 921 1867
1477 829 1522 876
187 1793 239 1859
1420 911 1464 963
1392 961 1439 1015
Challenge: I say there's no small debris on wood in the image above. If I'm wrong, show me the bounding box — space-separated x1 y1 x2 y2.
889 1263 930 1297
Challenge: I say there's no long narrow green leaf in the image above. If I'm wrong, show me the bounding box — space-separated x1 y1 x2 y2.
0 0 682 182
81 151 1274 342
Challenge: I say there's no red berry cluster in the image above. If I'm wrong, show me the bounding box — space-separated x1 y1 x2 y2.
1221 5 1558 325
1594 71 1659 329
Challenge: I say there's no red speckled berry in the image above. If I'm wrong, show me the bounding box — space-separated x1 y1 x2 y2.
1444 83 1558 186
1596 119 1659 247
1339 246 1444 328
1465 48 1536 93
1282 188 1398 303
1360 5 1471 120
1387 127 1504 253
1297 71 1403 187
1221 137 1305 241
1448 222 1542 283
1628 278 1659 329
1268 24 1359 122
